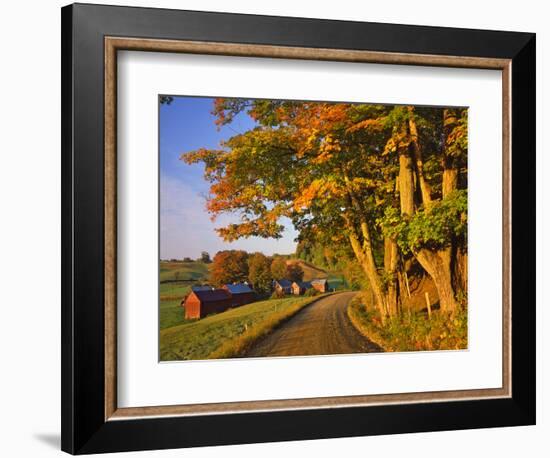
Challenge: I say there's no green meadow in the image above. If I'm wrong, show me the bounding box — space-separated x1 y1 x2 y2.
159 260 209 283
159 295 327 361
159 260 210 328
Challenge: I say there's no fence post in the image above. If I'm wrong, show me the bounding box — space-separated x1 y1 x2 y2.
425 292 432 319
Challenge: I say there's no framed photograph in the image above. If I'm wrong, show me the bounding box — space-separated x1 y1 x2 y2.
61 3 536 454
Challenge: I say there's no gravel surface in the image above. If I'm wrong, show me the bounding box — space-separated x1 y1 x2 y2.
245 291 381 357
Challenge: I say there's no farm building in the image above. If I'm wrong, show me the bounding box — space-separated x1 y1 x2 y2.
182 288 233 319
311 278 329 293
291 281 313 295
273 279 293 295
191 285 214 292
223 283 256 306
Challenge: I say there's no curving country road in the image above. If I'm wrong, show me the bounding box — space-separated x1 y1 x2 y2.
246 291 381 357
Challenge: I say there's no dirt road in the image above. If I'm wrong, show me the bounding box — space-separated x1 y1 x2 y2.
246 291 381 357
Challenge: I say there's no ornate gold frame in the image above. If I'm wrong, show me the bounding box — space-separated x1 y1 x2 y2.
104 37 511 421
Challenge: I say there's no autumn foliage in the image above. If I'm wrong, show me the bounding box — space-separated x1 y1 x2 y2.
270 257 288 281
286 263 305 283
209 250 249 287
247 252 272 294
182 98 468 325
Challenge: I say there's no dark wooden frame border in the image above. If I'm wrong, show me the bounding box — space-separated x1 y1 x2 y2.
62 3 536 454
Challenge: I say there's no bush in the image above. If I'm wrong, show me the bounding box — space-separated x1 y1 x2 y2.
304 288 320 297
348 293 468 352
270 289 286 300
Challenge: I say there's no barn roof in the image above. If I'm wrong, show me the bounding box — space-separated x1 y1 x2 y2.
193 289 232 302
191 285 214 292
224 283 254 294
311 278 327 285
274 279 292 288
293 281 313 289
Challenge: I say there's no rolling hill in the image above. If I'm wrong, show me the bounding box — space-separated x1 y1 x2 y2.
285 259 347 290
159 260 209 283
285 259 327 281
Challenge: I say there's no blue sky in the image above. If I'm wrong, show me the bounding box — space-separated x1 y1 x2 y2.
160 96 298 260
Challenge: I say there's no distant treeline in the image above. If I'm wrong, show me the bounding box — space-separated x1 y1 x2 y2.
162 251 212 264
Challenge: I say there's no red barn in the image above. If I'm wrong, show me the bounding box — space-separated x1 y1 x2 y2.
291 281 313 295
223 283 256 306
311 278 329 293
273 279 292 295
182 289 233 319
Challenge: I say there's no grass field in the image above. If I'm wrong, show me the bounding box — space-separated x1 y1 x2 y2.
159 260 209 283
160 299 191 329
159 281 195 301
159 260 210 327
159 295 328 361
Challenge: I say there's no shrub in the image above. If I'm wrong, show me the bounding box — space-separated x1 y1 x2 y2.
304 288 320 297
348 294 468 352
270 289 285 300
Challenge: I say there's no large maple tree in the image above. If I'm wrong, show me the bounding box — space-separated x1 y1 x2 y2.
182 99 467 319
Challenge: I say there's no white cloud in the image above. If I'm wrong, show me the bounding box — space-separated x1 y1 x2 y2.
160 175 297 259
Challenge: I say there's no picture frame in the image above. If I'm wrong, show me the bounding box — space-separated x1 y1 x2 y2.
61 3 535 454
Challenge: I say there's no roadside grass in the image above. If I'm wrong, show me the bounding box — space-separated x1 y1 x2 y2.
347 292 467 352
160 294 329 361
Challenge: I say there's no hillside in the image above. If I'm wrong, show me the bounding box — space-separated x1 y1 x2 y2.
160 260 209 283
285 259 349 291
285 259 327 281
159 260 210 312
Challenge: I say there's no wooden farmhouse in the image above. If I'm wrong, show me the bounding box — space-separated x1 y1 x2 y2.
291 281 313 295
190 285 214 292
311 278 329 293
182 288 233 319
223 283 256 306
273 279 293 295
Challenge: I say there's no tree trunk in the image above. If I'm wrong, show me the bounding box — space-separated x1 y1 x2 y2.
442 109 460 199
442 108 464 304
384 237 399 316
442 168 458 198
415 248 457 313
399 152 415 216
397 268 411 317
342 174 389 321
407 106 432 206
397 110 458 314
452 243 468 295
348 232 387 320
